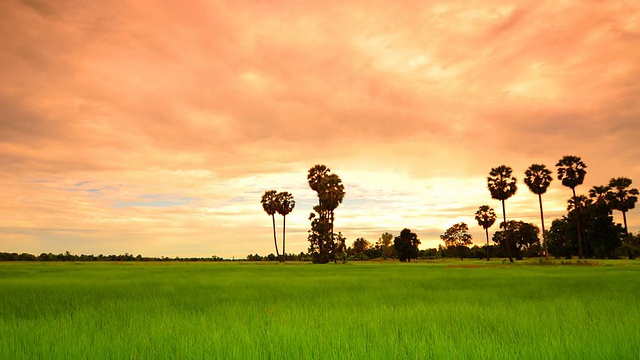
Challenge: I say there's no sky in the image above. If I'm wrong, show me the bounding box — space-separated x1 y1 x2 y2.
1 0 639 258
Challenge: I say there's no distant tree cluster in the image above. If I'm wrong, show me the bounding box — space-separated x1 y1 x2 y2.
0 251 226 262
476 156 638 261
344 232 397 260
546 178 635 259
343 231 436 261
253 158 638 264
246 252 311 262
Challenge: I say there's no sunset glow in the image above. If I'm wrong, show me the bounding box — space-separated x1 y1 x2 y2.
2 0 639 257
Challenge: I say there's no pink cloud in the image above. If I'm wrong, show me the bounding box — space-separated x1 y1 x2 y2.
1 0 639 256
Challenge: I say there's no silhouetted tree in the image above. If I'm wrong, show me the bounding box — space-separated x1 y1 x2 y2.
394 228 420 262
276 192 295 262
492 221 540 260
589 185 611 205
307 165 346 263
547 217 577 258
487 165 517 262
475 205 497 261
307 164 330 192
567 195 592 213
587 201 623 259
375 232 395 259
308 209 331 263
318 174 345 260
606 177 638 257
556 155 587 258
350 237 371 259
627 232 640 258
440 222 473 260
549 198 624 259
524 164 553 259
261 190 281 261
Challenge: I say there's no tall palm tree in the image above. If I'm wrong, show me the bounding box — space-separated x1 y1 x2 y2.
319 174 345 261
556 155 587 258
524 164 553 259
261 190 281 262
606 177 639 252
487 165 518 262
475 205 497 261
276 192 295 262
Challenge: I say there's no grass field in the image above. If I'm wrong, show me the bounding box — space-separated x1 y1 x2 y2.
1 260 639 359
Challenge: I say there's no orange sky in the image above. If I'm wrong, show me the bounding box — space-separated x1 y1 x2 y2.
1 0 639 258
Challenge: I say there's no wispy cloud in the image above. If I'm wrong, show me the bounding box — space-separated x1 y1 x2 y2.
1 0 639 257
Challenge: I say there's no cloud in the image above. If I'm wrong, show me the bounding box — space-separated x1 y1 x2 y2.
1 0 639 257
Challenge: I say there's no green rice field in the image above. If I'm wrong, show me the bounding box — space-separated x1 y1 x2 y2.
1 260 639 359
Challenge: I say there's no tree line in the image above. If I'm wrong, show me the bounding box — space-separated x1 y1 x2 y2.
476 156 638 261
260 157 638 262
0 251 227 262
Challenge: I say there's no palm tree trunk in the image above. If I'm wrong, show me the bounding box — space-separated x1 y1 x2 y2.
538 194 549 260
282 215 286 262
485 228 490 261
502 200 514 262
572 188 584 259
272 214 280 262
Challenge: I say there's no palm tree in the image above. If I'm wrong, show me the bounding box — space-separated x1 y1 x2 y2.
318 174 345 262
524 164 553 259
606 177 639 253
276 192 295 262
475 205 497 261
307 164 330 192
556 155 587 258
589 185 611 205
487 165 518 262
567 195 592 212
261 190 281 262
